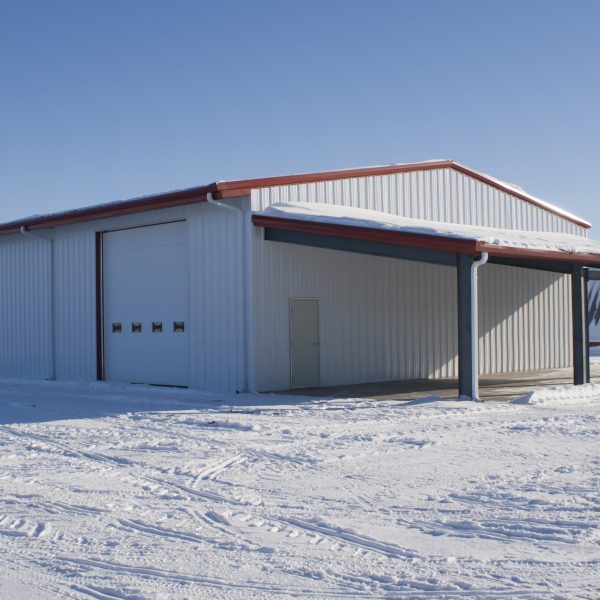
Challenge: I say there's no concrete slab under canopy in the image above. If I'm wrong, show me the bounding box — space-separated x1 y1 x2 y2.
277 360 600 402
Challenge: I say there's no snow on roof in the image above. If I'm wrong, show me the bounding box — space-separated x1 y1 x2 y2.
258 202 600 256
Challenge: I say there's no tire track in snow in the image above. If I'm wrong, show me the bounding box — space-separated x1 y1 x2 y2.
0 427 136 467
208 509 426 561
4 494 107 518
115 516 258 552
117 513 274 556
142 474 247 505
275 516 418 559
193 453 247 482
70 585 126 600
2 423 270 557
396 514 600 545
57 556 357 597
132 420 314 470
190 508 270 551
1 426 253 508
117 517 212 545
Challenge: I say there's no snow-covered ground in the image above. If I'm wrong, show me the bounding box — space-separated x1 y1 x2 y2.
0 377 599 599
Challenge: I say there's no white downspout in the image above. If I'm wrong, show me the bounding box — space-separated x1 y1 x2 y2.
470 252 489 401
244 213 256 392
20 226 56 380
206 193 255 392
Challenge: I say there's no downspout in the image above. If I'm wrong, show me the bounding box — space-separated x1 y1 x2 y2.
470 252 489 401
20 226 56 380
206 193 255 392
244 212 256 392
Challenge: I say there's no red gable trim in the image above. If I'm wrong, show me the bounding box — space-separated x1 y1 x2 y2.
222 161 589 229
213 160 455 195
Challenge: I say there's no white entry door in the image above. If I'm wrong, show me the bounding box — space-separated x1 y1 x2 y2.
103 221 189 386
290 299 320 389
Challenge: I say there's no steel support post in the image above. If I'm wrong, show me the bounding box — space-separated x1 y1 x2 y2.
572 264 589 385
457 254 473 398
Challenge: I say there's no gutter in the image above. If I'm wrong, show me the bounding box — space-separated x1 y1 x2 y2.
470 252 489 401
206 193 255 392
20 226 56 380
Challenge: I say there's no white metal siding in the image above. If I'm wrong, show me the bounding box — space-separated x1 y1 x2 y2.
253 240 573 391
0 202 246 391
479 265 572 374
54 230 97 381
187 203 244 392
0 235 52 379
251 168 585 235
254 239 459 391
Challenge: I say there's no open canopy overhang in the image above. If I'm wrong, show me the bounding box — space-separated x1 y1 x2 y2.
253 204 596 399
252 204 600 273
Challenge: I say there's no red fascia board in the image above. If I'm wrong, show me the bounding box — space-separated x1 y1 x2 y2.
254 215 600 267
252 215 479 255
477 242 600 266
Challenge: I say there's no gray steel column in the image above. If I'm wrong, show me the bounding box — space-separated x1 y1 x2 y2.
572 264 589 385
457 254 473 398
585 267 590 384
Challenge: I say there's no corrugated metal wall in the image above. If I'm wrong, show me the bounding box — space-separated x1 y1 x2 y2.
479 265 572 373
187 203 245 391
0 235 53 379
251 167 585 235
0 202 245 391
253 240 572 391
54 230 97 381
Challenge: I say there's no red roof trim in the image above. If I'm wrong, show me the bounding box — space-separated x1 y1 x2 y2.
252 215 479 255
214 160 455 194
0 186 217 235
0 160 590 235
254 214 600 267
476 242 600 265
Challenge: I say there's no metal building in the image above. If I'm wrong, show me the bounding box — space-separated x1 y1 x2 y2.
1 160 599 399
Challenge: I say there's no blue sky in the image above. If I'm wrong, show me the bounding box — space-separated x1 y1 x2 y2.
1 0 599 230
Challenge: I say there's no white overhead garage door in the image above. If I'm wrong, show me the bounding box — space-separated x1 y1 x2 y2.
102 221 189 386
